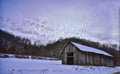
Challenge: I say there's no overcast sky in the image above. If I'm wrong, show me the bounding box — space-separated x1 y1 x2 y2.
0 0 120 45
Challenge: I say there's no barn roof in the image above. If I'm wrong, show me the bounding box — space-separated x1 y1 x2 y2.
72 42 112 57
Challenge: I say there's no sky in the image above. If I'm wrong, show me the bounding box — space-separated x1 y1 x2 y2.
0 0 120 45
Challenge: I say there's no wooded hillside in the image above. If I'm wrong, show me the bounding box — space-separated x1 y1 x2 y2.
0 29 120 65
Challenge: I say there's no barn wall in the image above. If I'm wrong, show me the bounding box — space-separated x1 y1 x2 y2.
102 56 114 67
77 51 85 65
107 59 114 66
72 44 78 65
89 53 94 65
86 53 90 65
100 57 106 66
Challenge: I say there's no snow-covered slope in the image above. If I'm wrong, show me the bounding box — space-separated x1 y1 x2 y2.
0 16 119 46
0 58 120 74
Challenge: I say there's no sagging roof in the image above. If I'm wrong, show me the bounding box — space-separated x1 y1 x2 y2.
72 42 112 57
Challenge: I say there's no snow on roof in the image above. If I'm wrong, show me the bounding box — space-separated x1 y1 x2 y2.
72 42 112 57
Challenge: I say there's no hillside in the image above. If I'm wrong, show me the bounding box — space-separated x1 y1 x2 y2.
0 29 120 65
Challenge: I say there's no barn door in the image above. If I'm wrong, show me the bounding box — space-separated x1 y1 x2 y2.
67 52 74 65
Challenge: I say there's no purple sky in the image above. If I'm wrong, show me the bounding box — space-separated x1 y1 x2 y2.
0 0 120 45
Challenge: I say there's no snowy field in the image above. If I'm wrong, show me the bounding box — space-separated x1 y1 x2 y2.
0 58 120 74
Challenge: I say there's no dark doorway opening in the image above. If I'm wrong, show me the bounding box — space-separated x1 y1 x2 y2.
67 52 74 65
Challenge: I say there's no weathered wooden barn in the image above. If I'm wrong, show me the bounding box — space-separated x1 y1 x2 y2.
61 42 115 66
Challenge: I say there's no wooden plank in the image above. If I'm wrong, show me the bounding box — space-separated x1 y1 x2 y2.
89 53 93 65
79 52 85 65
86 53 89 65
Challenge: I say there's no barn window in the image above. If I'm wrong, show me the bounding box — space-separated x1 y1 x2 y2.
67 52 74 65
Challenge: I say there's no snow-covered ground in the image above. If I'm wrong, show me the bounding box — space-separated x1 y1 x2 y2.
0 58 120 74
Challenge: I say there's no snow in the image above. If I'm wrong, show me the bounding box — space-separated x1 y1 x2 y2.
0 58 120 74
72 42 112 57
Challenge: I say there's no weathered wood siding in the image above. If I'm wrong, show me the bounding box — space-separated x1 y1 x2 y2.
62 43 114 66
